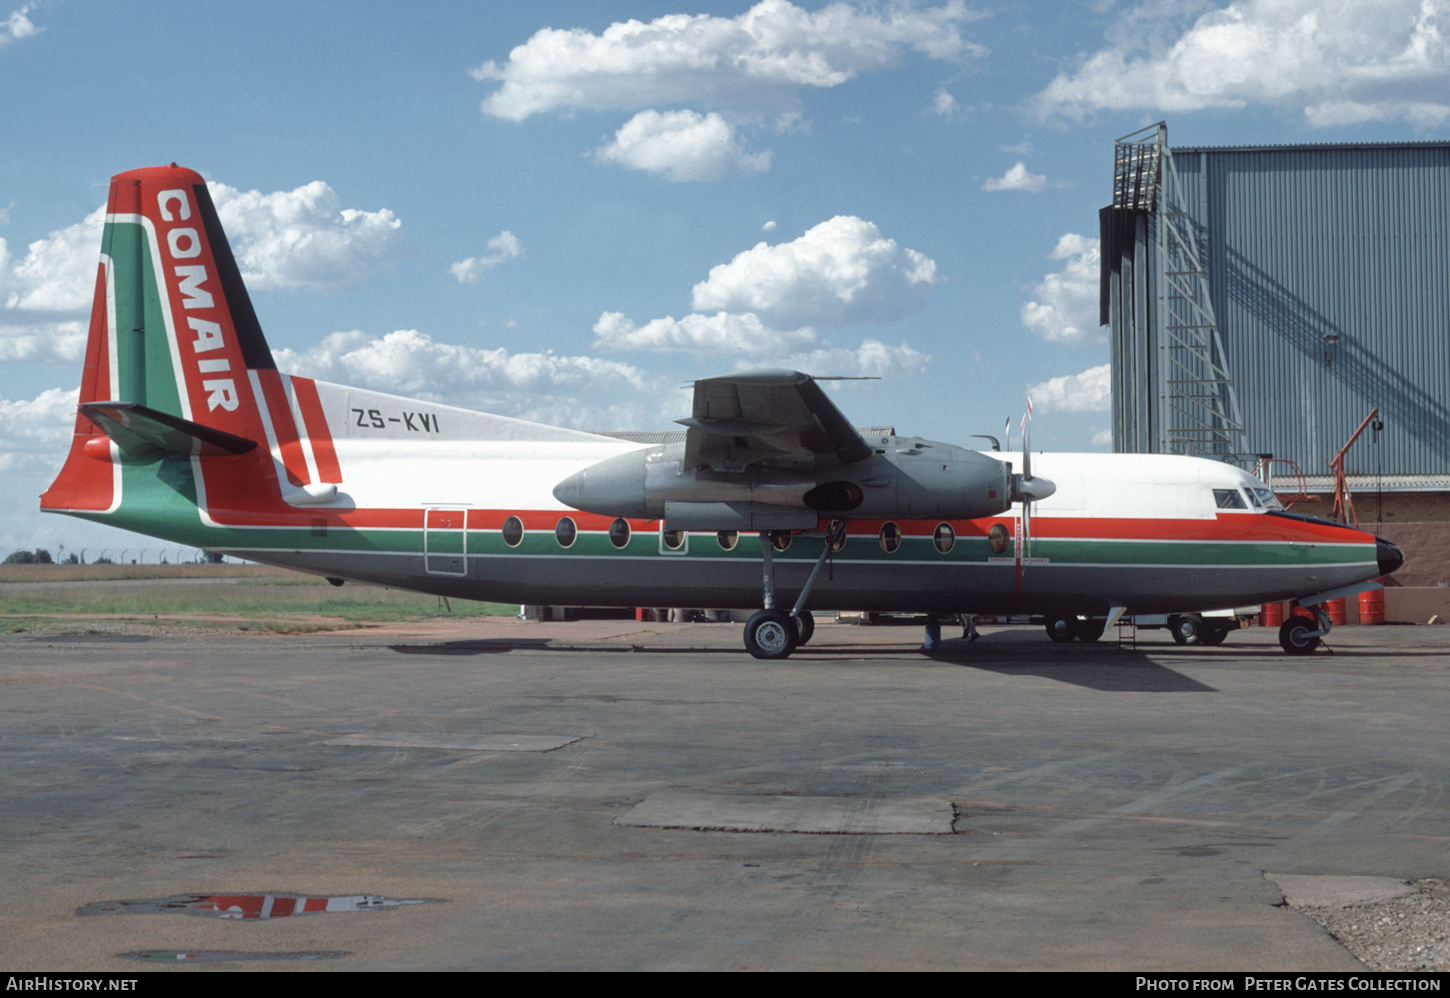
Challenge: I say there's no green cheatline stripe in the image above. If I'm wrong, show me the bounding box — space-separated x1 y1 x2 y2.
75 500 1374 570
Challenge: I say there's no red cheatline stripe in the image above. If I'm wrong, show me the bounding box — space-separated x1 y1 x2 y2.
291 376 342 483
426 508 465 530
194 504 1376 550
255 369 308 487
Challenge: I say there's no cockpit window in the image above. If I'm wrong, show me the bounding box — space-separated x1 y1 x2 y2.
1245 488 1263 509
1213 488 1247 510
1251 487 1282 510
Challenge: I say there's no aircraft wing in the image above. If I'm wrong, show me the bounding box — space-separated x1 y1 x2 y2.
677 370 873 474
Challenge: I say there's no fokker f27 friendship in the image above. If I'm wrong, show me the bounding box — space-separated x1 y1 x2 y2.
42 165 1403 658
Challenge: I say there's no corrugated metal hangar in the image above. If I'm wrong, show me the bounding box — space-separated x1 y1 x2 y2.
1100 125 1449 594
1101 126 1448 487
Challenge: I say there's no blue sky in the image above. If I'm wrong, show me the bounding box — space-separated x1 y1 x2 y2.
2 0 1446 557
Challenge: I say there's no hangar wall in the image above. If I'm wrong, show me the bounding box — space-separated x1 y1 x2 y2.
1104 139 1450 487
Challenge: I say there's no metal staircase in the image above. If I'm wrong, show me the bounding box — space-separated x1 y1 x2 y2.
1113 124 1246 458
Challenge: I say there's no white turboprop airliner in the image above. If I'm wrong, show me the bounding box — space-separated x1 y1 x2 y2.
42 165 1402 658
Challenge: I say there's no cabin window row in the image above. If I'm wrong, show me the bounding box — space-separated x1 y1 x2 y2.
497 517 962 554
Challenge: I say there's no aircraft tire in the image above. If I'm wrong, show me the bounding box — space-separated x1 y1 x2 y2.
793 609 815 646
745 609 797 660
1045 616 1078 643
1169 614 1203 645
1279 615 1321 655
1200 620 1231 646
1076 618 1106 643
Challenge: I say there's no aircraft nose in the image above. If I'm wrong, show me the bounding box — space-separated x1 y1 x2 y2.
1376 536 1404 577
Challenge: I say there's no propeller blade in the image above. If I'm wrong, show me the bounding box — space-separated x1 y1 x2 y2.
1022 410 1031 482
1020 408 1032 559
1015 400 1053 560
1022 494 1031 560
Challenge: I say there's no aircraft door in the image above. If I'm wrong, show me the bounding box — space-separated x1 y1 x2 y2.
424 506 468 576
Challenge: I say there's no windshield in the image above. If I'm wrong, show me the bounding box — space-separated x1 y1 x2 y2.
1250 486 1282 510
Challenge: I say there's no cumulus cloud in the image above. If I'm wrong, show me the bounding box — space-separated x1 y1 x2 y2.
450 230 523 284
1020 233 1104 345
1 207 104 312
593 310 815 354
274 329 650 398
932 87 965 118
0 179 409 365
0 319 85 364
1027 364 1112 414
594 110 772 182
982 162 1047 192
595 215 940 372
1035 0 1450 128
471 1 986 121
209 181 406 293
690 215 940 330
0 386 77 473
748 338 931 379
0 3 41 49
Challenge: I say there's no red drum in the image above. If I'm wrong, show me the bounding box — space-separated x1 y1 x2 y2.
1359 587 1384 625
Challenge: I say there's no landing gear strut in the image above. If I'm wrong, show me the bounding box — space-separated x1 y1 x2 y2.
743 521 845 659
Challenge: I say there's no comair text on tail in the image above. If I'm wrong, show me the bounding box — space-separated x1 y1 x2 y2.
42 163 325 531
44 164 1403 659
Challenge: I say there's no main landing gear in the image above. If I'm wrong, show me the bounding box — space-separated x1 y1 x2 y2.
1043 615 1107 643
742 522 843 660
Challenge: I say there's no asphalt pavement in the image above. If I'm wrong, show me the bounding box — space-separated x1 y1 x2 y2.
2 618 1445 970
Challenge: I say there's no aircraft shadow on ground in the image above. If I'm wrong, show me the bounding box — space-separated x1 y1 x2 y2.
387 639 750 657
389 638 560 656
386 633 1218 689
912 634 1221 693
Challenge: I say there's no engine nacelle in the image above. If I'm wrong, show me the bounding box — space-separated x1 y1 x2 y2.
553 435 1019 530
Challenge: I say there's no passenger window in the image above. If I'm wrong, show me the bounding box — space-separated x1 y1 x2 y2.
933 523 955 554
879 522 901 553
502 516 524 546
1213 489 1246 510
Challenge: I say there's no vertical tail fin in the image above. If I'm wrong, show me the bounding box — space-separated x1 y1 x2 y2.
96 163 276 427
42 164 298 516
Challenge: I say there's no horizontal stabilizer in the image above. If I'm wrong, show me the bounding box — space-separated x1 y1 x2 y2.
80 401 258 459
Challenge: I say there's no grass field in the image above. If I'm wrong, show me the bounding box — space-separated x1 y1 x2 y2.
0 564 518 631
